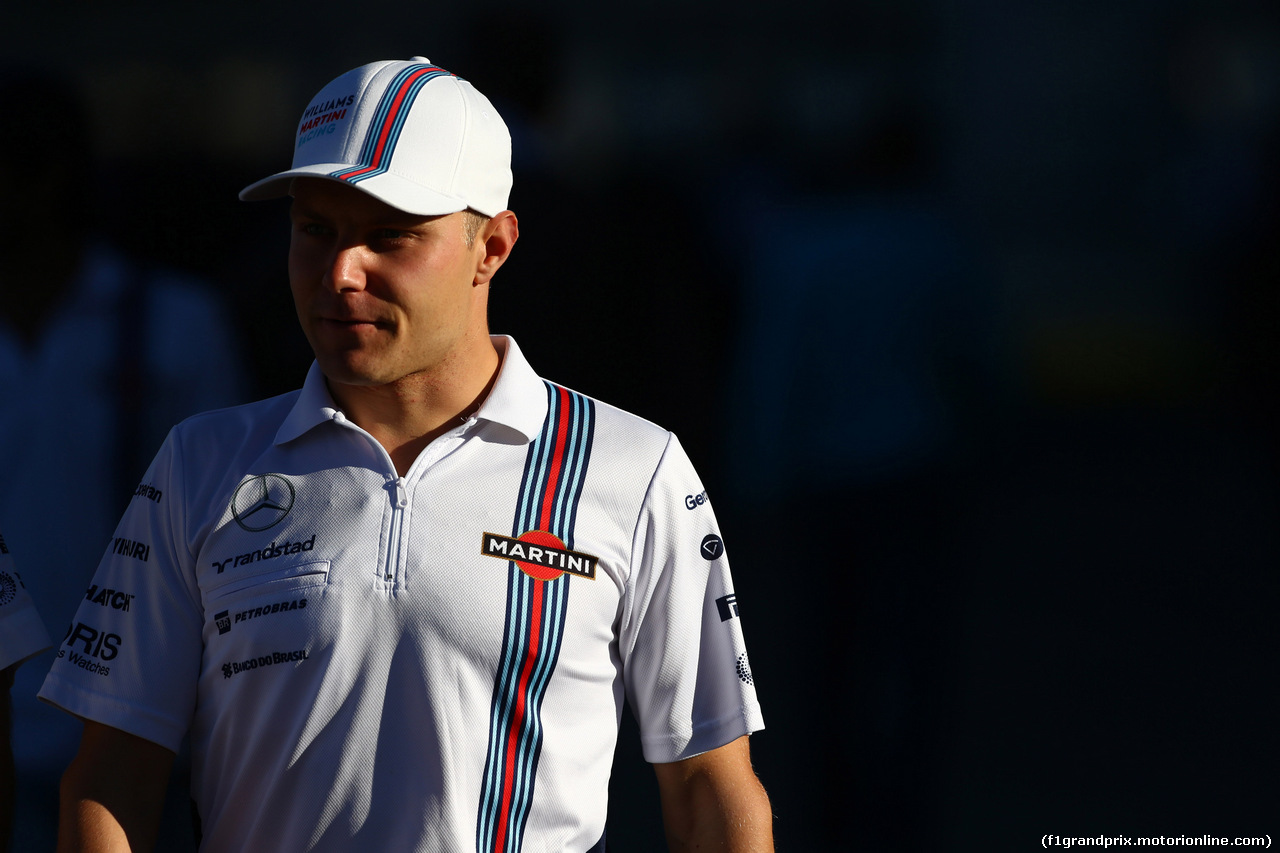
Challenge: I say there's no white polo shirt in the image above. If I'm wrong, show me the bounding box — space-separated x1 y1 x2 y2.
0 532 51 672
40 336 763 853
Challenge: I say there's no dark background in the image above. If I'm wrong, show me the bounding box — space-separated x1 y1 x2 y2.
6 0 1278 849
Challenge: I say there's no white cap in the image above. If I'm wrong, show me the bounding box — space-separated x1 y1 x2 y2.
239 58 512 216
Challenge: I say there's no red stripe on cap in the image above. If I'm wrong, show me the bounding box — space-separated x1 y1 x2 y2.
339 66 440 182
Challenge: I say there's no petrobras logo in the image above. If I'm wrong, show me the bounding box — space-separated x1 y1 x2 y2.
231 474 296 533
215 598 309 635
84 585 135 612
221 648 309 679
481 531 598 581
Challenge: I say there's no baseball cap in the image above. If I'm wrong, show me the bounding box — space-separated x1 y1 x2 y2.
239 57 512 217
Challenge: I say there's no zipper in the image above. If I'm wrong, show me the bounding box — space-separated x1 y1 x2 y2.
329 408 472 587
384 476 408 583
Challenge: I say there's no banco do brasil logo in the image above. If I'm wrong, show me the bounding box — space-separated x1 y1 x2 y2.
232 474 296 532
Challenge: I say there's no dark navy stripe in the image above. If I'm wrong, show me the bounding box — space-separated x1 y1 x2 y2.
477 383 595 853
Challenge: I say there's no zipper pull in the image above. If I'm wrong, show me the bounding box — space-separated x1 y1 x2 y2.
386 477 408 509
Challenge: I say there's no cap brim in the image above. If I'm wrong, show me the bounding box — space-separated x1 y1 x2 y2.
239 165 475 217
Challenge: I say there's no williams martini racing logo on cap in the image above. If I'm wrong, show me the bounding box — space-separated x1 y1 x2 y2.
297 93 356 148
231 474 296 532
481 531 598 581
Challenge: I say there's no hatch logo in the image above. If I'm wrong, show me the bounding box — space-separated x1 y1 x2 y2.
84 585 134 612
481 531 598 581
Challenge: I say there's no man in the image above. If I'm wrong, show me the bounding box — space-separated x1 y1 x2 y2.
1 530 52 852
40 57 770 852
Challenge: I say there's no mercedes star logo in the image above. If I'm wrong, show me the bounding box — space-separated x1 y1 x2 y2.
231 474 296 532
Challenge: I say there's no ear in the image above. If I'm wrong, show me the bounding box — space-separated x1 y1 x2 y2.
473 211 519 286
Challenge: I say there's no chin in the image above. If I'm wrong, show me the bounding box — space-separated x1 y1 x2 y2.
315 354 394 388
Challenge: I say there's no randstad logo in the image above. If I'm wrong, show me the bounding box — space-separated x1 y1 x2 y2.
231 474 296 532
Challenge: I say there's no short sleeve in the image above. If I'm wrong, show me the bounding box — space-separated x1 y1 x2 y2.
38 428 205 753
619 434 764 764
0 535 52 671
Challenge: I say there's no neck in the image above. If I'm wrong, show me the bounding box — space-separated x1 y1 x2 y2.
329 338 502 476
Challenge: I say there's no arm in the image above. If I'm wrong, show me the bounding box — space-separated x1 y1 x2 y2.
653 735 773 852
57 720 174 853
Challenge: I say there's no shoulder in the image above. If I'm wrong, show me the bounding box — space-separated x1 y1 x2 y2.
172 390 301 438
548 380 674 457
161 391 304 479
541 382 709 506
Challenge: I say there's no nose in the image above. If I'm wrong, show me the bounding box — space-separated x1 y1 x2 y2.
325 245 369 292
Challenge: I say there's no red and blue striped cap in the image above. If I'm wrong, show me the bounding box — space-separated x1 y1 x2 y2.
239 57 512 217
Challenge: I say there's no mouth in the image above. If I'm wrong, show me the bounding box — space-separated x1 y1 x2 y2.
319 308 389 327
316 316 392 340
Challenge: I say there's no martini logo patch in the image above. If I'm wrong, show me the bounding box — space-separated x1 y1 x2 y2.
482 531 598 581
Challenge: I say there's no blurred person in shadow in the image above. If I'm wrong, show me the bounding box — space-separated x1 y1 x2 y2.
715 93 1001 849
1 530 53 852
0 66 247 850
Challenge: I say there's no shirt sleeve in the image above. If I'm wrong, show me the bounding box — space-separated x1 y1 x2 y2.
37 427 204 753
0 536 52 671
619 433 764 764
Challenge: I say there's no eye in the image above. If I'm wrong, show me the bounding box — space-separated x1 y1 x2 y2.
295 221 330 238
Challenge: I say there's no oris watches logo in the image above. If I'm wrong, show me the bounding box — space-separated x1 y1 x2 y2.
232 475 296 532
59 622 122 676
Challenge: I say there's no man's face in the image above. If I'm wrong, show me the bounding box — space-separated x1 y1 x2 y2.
288 178 488 390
